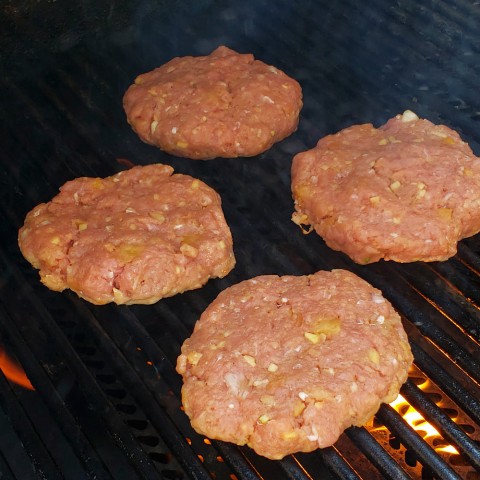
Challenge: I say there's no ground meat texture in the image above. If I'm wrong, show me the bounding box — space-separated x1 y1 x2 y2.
18 164 235 305
291 110 480 264
176 269 413 460
123 46 303 160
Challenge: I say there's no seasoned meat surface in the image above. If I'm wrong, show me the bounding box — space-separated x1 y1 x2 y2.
18 164 235 305
177 269 412 459
292 110 480 263
123 46 303 159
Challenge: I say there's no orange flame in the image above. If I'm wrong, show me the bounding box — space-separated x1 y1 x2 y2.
0 348 35 390
389 390 459 455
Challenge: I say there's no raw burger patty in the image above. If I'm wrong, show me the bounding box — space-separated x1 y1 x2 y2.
291 110 480 264
18 164 235 305
123 46 303 159
176 269 413 460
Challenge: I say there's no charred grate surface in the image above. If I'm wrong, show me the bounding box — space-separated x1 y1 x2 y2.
1 0 480 479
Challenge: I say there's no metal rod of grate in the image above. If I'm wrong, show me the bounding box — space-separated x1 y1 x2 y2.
377 406 463 480
401 380 480 471
345 428 413 480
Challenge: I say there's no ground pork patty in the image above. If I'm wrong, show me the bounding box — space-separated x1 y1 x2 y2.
291 110 480 264
123 46 303 160
18 164 235 305
176 269 413 460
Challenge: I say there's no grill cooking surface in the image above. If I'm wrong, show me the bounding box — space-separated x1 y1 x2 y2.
1 1 479 479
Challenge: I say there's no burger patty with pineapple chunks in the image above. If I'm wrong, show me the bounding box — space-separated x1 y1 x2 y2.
123 46 303 159
176 269 413 460
292 110 480 263
18 164 235 305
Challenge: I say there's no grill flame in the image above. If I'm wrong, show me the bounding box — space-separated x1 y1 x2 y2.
0 348 35 390
389 393 459 454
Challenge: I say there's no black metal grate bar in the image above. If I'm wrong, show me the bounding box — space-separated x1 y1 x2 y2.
0 254 162 479
401 379 480 471
409 342 480 427
345 428 413 480
318 448 362 480
377 406 463 480
0 384 55 480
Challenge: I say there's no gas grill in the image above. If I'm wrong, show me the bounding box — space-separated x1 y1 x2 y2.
0 0 479 478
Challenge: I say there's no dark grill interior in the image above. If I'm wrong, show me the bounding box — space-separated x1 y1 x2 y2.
1 1 479 478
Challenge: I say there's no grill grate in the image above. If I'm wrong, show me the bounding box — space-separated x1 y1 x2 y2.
1 0 480 479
